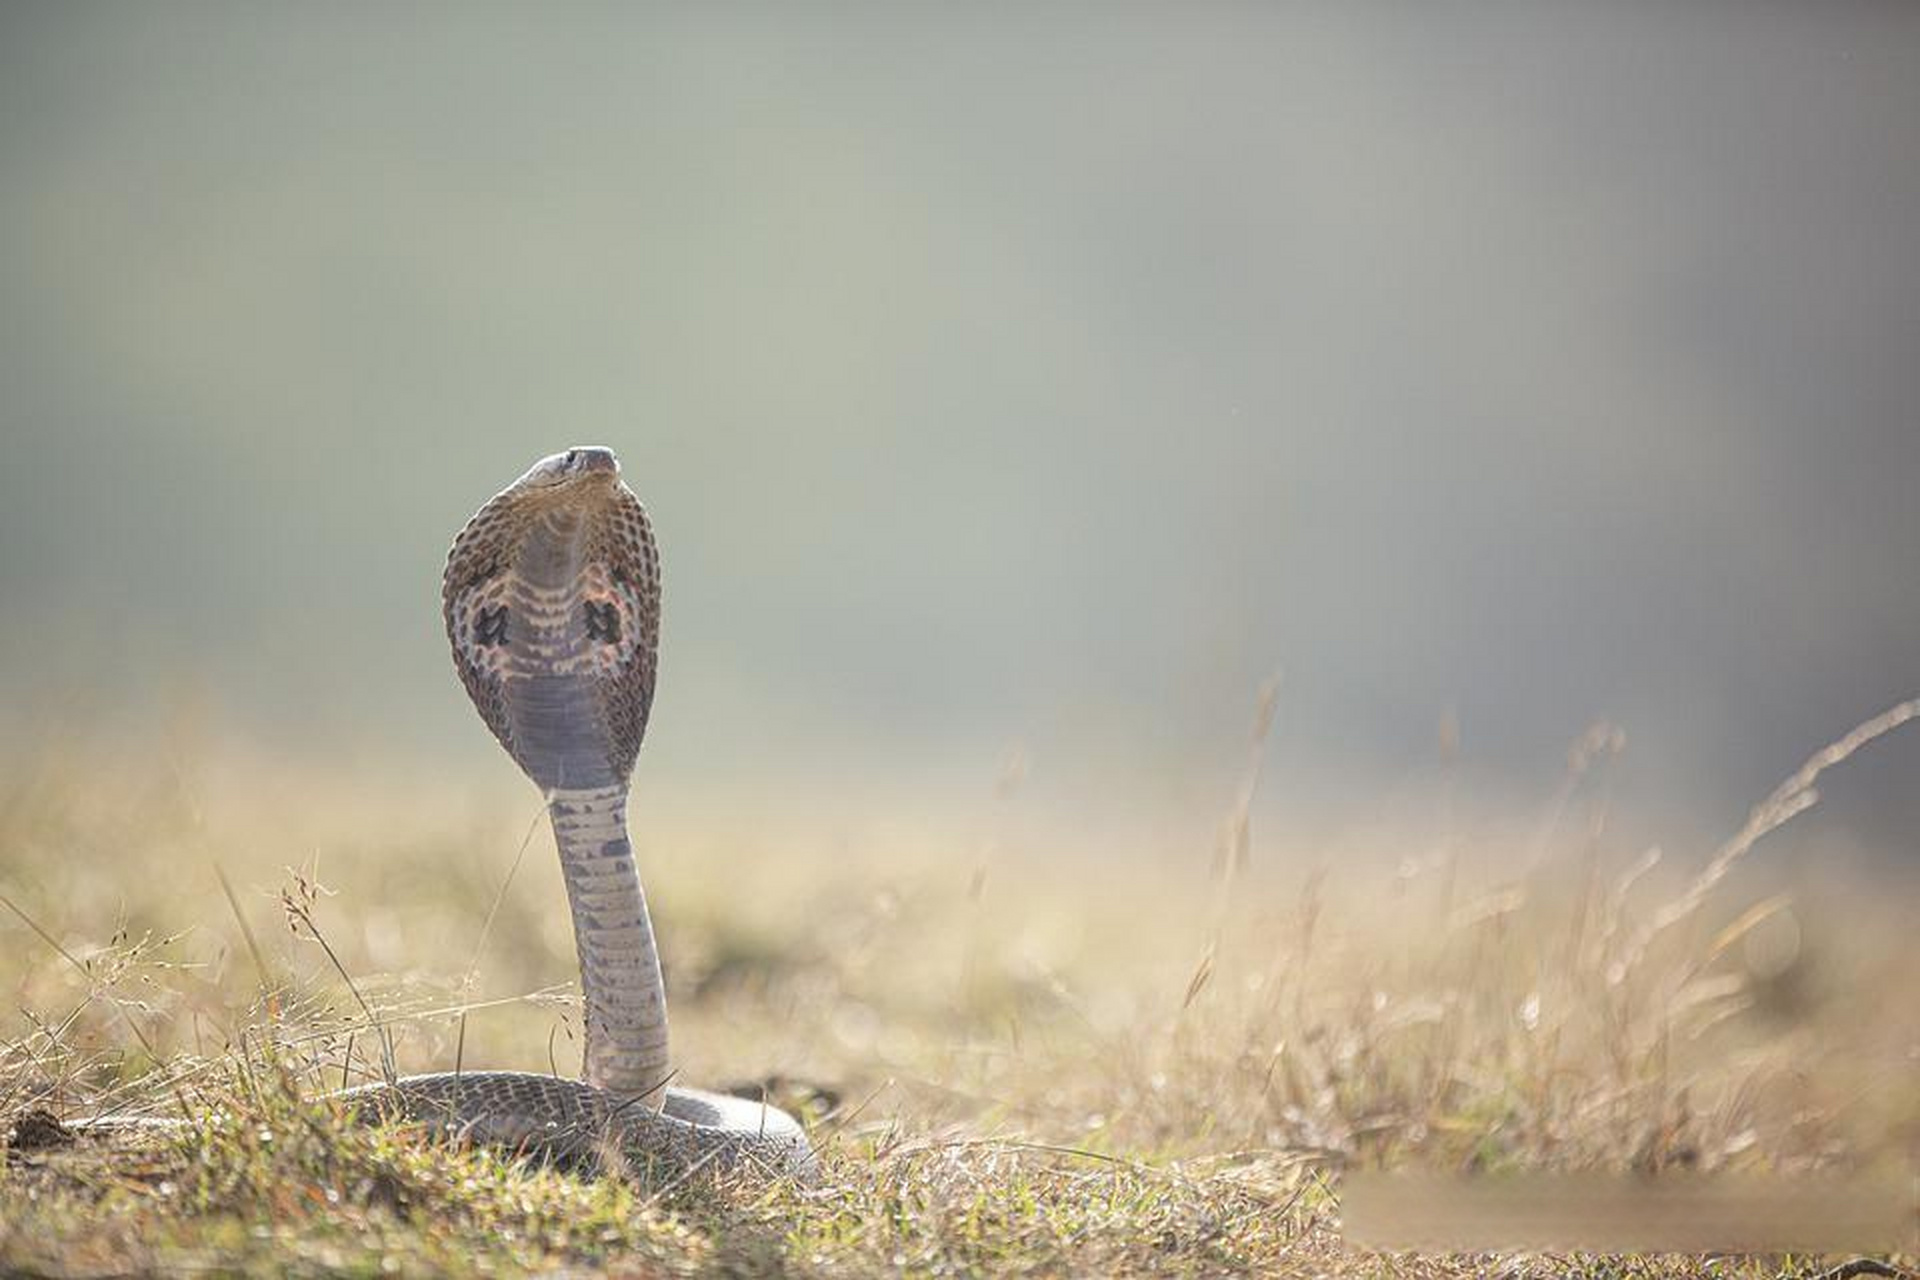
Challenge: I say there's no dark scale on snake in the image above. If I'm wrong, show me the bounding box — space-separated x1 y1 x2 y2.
584 600 621 642
477 605 510 647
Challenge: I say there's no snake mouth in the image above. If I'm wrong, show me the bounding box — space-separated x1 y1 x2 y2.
563 446 619 477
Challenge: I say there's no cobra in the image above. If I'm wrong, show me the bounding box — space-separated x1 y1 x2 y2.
72 447 815 1178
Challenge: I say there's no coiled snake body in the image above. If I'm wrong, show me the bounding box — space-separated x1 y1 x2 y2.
78 447 814 1178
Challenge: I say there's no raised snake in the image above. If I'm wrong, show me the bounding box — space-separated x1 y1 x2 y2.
62 447 814 1179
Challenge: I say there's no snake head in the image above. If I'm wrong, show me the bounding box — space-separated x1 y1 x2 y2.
515 446 622 491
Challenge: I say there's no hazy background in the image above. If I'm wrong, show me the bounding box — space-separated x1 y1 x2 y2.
2 5 1915 868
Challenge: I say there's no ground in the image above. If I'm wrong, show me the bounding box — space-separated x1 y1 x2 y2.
1 716 1914 1277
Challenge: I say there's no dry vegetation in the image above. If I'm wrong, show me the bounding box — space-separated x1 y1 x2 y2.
1 701 1915 1277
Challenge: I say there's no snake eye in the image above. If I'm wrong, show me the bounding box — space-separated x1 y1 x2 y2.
476 606 509 647
584 600 621 642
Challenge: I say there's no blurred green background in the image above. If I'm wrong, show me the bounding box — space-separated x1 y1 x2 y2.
2 5 1915 862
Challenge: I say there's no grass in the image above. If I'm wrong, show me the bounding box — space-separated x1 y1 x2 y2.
1 701 1916 1277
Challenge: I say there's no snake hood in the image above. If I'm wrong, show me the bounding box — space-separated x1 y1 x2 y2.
442 445 662 792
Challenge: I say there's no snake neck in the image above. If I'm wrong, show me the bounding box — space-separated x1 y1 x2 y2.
549 784 669 1107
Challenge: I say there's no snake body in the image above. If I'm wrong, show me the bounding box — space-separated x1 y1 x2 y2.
73 447 813 1178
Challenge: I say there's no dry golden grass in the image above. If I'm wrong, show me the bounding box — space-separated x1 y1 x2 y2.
0 702 1915 1277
